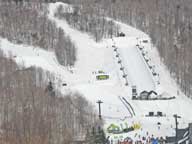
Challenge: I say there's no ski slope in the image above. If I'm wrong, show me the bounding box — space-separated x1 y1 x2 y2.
112 37 156 92
1 2 192 143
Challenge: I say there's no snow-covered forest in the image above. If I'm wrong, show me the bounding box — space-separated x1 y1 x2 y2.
55 4 119 42
0 1 76 66
1 0 192 143
74 0 192 98
0 49 99 144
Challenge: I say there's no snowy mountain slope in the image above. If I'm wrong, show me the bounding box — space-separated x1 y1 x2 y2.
109 19 192 117
1 2 192 143
48 3 136 119
0 38 76 94
49 3 120 85
48 3 192 140
111 37 156 92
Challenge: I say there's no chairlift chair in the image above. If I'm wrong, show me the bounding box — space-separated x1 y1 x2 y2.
148 64 153 69
118 60 122 64
123 74 127 78
152 72 157 76
120 67 124 71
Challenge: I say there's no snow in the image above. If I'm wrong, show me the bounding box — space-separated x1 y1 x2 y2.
0 38 75 91
1 2 192 143
111 37 156 92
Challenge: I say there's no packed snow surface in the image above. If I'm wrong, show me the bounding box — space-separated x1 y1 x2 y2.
112 37 155 92
1 2 192 143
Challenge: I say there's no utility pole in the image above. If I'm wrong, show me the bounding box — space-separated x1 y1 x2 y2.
96 100 103 120
173 114 181 144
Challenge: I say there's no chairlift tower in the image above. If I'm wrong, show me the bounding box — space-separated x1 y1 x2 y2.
96 100 103 120
173 114 181 144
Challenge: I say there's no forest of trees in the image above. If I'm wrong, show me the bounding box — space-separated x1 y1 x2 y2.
2 0 192 99
54 3 119 42
0 1 76 66
0 1 107 143
0 49 100 144
68 0 192 98
106 0 192 98
1 0 192 143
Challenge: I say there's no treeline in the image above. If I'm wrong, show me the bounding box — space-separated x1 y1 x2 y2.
0 50 99 144
55 3 119 42
76 0 192 98
106 0 192 97
0 1 76 66
0 0 65 3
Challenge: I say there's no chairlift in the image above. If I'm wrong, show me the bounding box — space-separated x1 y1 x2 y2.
142 52 146 56
144 56 150 62
152 72 157 76
148 65 153 69
118 60 122 64
123 74 127 78
145 59 149 62
120 67 124 71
